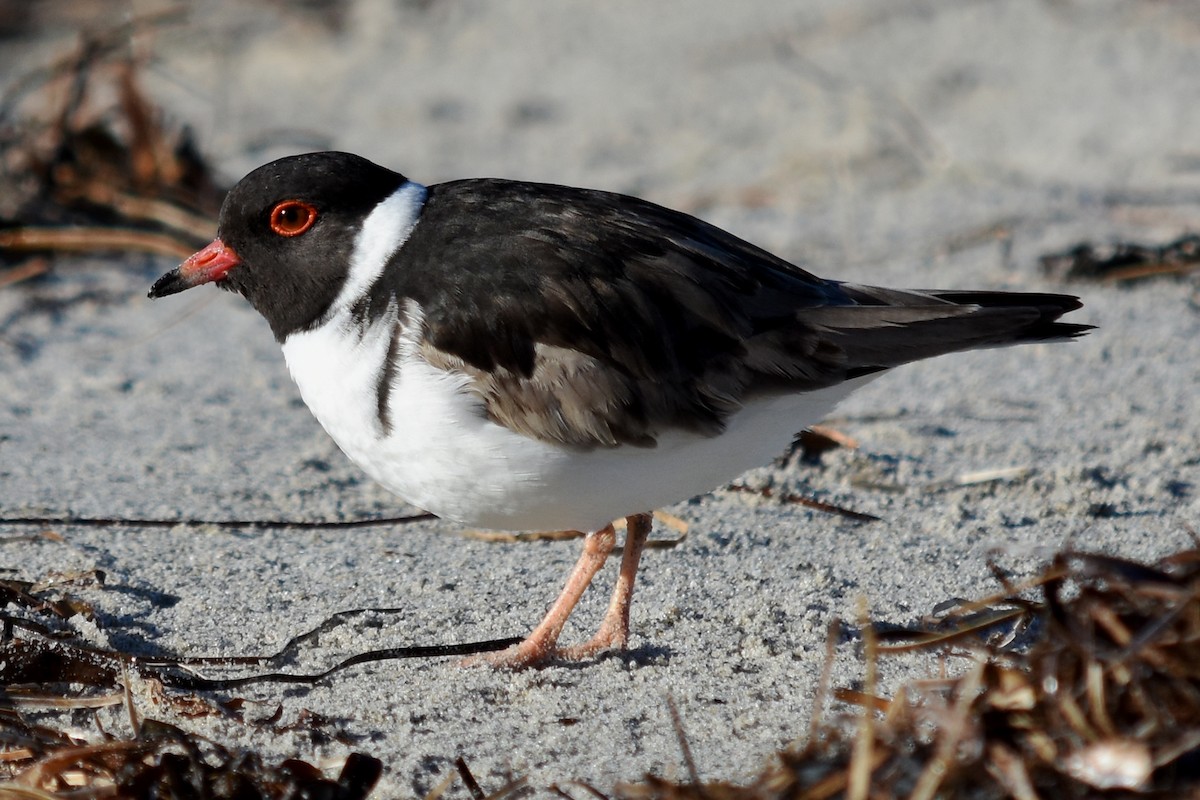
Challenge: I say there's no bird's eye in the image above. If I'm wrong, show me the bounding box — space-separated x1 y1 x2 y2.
269 200 318 237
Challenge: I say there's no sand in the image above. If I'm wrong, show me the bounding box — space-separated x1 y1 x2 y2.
2 0 1199 795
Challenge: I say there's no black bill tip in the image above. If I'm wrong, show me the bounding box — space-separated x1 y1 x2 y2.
148 269 188 299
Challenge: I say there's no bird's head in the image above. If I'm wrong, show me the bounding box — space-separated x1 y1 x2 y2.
149 151 409 340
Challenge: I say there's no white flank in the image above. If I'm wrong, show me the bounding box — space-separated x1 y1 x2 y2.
328 180 428 316
284 298 877 533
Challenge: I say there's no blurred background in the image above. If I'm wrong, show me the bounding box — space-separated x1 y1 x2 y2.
5 0 1197 275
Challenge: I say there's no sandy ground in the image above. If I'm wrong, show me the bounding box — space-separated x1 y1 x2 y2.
3 0 1200 795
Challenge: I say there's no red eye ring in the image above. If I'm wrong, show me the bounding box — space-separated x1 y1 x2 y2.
269 200 318 237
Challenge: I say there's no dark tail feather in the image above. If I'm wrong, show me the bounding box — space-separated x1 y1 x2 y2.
926 290 1093 342
809 285 1094 372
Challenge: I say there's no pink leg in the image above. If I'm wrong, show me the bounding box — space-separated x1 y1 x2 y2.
558 513 652 659
462 524 616 668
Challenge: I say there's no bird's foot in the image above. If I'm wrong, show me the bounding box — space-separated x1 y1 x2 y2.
460 637 559 669
554 619 629 661
460 623 628 669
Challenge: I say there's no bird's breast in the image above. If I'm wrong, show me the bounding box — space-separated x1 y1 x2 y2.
280 309 572 526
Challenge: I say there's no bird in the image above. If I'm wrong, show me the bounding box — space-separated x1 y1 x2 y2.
149 151 1090 668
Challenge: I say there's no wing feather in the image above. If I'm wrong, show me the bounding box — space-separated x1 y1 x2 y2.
375 180 1087 448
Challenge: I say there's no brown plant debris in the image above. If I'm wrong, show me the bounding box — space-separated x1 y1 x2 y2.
1 587 386 795
0 13 226 279
7 533 1200 797
2 716 382 799
1 584 520 697
606 547 1200 799
1040 234 1200 284
725 483 881 523
0 569 511 796
795 426 860 460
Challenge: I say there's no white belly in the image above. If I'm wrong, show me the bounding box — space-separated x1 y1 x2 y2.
282 308 870 533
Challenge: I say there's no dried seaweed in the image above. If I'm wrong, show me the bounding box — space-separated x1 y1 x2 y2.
0 573 386 796
605 547 1200 799
790 426 860 463
3 716 382 799
0 13 226 278
7 531 1200 797
2 589 520 696
725 483 881 523
0 512 434 532
1040 234 1200 284
0 567 519 797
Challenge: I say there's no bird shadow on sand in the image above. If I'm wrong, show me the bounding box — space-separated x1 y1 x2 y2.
534 643 675 671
